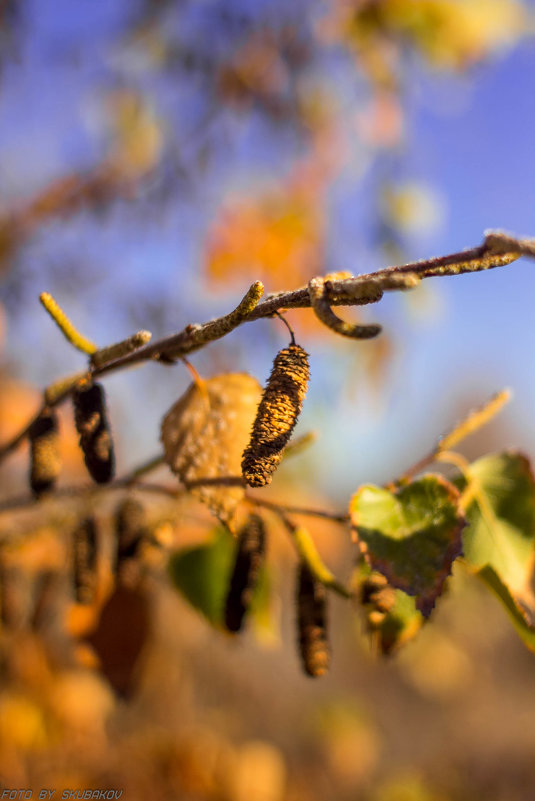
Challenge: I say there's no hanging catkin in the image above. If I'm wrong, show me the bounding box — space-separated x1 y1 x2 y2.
0 552 30 630
242 344 309 487
224 514 266 632
114 497 147 576
72 517 98 605
28 408 61 497
296 562 330 677
360 571 396 631
72 381 115 483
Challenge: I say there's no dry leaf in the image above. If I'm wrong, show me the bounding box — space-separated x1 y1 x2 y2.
161 373 262 523
86 583 151 699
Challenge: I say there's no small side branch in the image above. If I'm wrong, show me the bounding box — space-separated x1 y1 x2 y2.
40 292 97 355
396 388 511 485
151 280 265 363
281 515 352 598
249 494 350 524
308 277 381 339
44 371 91 406
90 330 152 369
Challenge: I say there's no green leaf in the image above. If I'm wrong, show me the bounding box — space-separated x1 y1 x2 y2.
167 528 274 633
378 589 424 656
460 451 535 625
350 475 465 617
168 528 234 626
478 566 535 653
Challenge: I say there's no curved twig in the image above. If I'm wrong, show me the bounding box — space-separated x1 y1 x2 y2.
308 277 382 339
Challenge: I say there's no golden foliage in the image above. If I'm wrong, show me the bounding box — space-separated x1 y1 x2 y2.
325 0 527 79
205 173 325 290
161 373 262 524
382 0 526 68
107 89 163 178
0 378 40 443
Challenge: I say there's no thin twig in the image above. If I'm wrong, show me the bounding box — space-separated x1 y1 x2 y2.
283 431 318 459
92 230 529 372
0 230 531 466
90 330 152 368
0 478 182 516
396 388 511 485
248 494 350 523
273 311 296 345
275 511 352 598
118 454 166 485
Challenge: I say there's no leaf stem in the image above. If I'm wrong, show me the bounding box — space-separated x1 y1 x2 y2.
247 494 350 523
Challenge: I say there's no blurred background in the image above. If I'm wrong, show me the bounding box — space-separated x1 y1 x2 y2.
2 0 535 798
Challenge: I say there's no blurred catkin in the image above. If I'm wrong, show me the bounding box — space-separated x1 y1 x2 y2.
296 562 330 677
114 496 147 578
28 408 61 497
72 517 98 605
360 572 396 632
224 514 266 632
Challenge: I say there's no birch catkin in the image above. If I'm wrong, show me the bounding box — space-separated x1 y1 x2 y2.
114 497 147 575
72 517 98 604
242 344 309 487
28 408 61 497
296 562 330 677
360 572 396 630
224 514 266 632
72 382 115 483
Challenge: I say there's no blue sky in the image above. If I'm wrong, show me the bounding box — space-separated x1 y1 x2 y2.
1 1 535 492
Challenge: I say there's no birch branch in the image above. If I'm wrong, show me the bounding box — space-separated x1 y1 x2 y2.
0 229 531 465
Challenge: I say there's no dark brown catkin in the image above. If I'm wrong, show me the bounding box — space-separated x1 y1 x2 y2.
72 517 98 604
360 572 396 632
296 562 330 678
28 408 61 497
360 571 388 604
224 514 266 632
114 497 147 575
0 553 31 630
73 382 115 483
242 344 309 487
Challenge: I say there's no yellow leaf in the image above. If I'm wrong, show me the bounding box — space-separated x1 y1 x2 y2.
108 89 163 177
161 373 262 524
205 178 324 290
